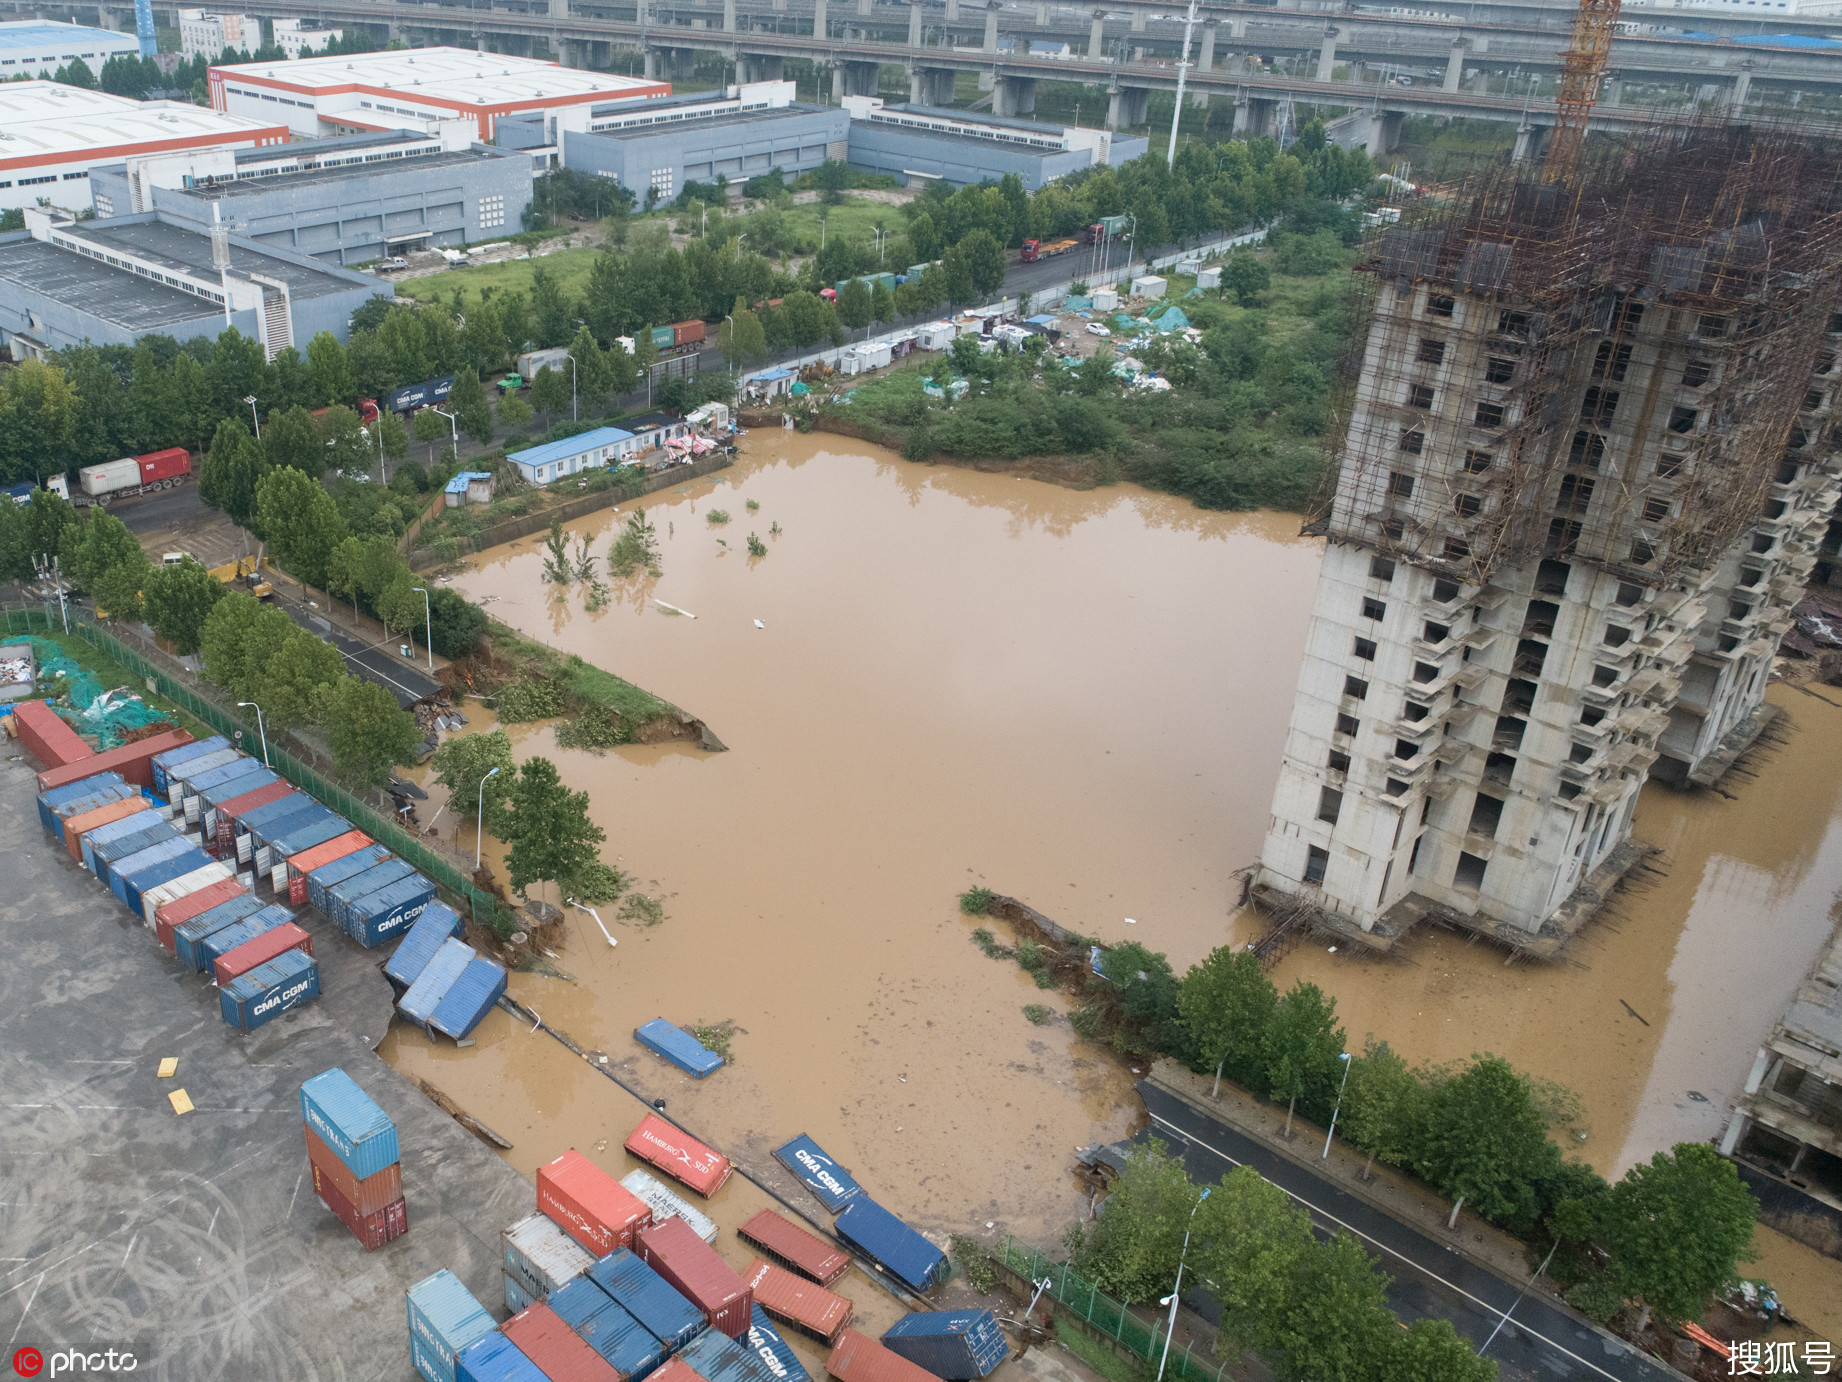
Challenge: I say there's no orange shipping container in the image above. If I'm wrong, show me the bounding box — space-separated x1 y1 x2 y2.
742 1260 853 1344
283 829 372 905
826 1331 939 1382
538 1149 652 1257
62 795 151 862
738 1209 851 1285
36 729 192 793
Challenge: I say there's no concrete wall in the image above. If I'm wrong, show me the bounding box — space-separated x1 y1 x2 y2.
844 123 1091 190
561 105 846 196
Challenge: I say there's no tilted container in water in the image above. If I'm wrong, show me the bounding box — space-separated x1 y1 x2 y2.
743 1305 813 1382
620 1169 718 1244
741 1262 852 1345
878 1313 1007 1380
385 903 466 992
624 1113 732 1196
825 1331 940 1382
637 1215 751 1339
737 1211 851 1286
634 1018 724 1078
400 937 472 1028
429 956 507 1041
832 1200 947 1294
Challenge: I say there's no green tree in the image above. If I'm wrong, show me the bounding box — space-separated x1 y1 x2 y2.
53 56 96 87
837 278 873 336
1191 1166 1315 1359
198 417 270 529
11 487 77 578
66 507 145 593
422 587 487 657
1177 946 1278 1096
255 466 348 588
609 507 662 577
462 295 508 373
1272 1231 1395 1382
376 409 409 467
530 266 574 347
530 365 571 425
959 228 1006 297
1340 1037 1427 1180
376 570 428 640
413 407 452 462
262 404 323 473
0 360 76 484
1418 1055 1555 1228
498 394 534 431
0 498 30 582
90 544 154 623
568 328 612 414
1376 1319 1498 1382
907 210 942 263
450 367 494 446
1222 254 1271 307
256 622 348 727
1095 940 1179 1055
1264 981 1345 1138
142 557 226 654
318 404 373 478
430 729 516 837
306 330 356 407
720 297 769 368
327 675 421 788
1064 1138 1193 1303
505 755 610 905
870 279 896 327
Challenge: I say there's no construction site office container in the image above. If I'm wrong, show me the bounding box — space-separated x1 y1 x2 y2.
824 1332 940 1382
284 830 372 906
172 893 268 970
637 1216 751 1339
548 1276 667 1381
11 699 93 771
307 1125 402 1217
737 1211 851 1286
306 843 393 913
399 937 473 1028
625 1113 732 1196
621 1169 718 1244
879 1314 1006 1380
502 1212 598 1305
120 847 214 920
741 1262 851 1345
57 793 146 857
300 1067 401 1181
501 1300 623 1382
37 771 128 832
408 1269 497 1382
329 858 417 933
634 1018 724 1078
347 870 436 948
139 860 236 927
150 737 228 795
214 919 313 985
455 1332 548 1382
36 727 193 794
155 875 249 951
587 1249 708 1352
743 1306 811 1382
832 1201 948 1294
220 950 319 1032
429 956 506 1041
539 1150 653 1259
385 903 466 991
196 903 294 974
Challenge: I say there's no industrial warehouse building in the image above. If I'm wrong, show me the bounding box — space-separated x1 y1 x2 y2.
540 82 845 201
0 206 388 360
0 19 140 79
840 98 1146 190
92 130 533 265
0 81 288 215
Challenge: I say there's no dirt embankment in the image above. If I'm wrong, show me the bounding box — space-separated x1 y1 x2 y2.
742 410 1107 491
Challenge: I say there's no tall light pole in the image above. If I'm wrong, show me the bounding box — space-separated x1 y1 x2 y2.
1322 1051 1354 1159
411 585 432 670
567 352 578 421
431 406 459 454
244 394 261 440
475 765 501 868
236 701 269 767
1156 1185 1211 1382
1166 0 1200 167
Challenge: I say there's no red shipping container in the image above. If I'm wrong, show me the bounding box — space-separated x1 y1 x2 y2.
637 1215 752 1339
502 1301 623 1382
625 1113 733 1197
214 920 313 985
37 729 192 793
826 1331 938 1382
742 1260 852 1344
647 1363 704 1382
155 875 249 951
284 829 372 905
538 1150 653 1258
61 794 150 862
315 1165 408 1251
738 1210 852 1286
306 1126 404 1217
673 320 707 348
136 448 190 484
12 700 93 771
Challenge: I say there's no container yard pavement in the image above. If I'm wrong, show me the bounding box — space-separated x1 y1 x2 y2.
0 750 528 1381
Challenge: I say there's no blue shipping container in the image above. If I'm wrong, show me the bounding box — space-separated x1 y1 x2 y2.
197 766 277 810
234 791 312 835
300 1068 401 1181
121 845 213 919
588 1249 708 1351
168 748 244 798
348 871 437 948
503 1272 538 1315
109 836 195 904
880 1313 1007 1380
219 950 319 1031
249 802 334 853
185 755 263 800
682 1321 791 1382
271 815 352 863
151 737 228 795
635 1018 724 1078
38 771 128 833
84 813 171 876
173 893 269 970
47 783 137 842
409 1269 499 1382
550 1276 667 1380
833 1199 948 1293
455 1332 547 1382
771 1135 864 1213
399 937 472 1028
429 956 506 1041
384 903 466 991
307 843 393 915
197 903 293 973
329 858 416 933
744 1306 812 1382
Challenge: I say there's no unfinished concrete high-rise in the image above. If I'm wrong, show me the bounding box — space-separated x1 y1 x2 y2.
1255 123 1842 954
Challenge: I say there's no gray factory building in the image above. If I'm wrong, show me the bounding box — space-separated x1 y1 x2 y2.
0 207 387 360
842 100 1148 190
90 131 533 267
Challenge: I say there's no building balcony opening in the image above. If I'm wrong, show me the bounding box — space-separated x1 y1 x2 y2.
1344 675 1369 700
1485 356 1516 385
1394 738 1420 760
1503 678 1538 716
1370 555 1396 582
1581 704 1607 727
1668 405 1700 434
1683 359 1712 389
1464 448 1495 474
1432 577 1461 603
1522 599 1560 637
1316 786 1343 825
1453 851 1488 895
1536 559 1572 595
1423 620 1450 644
1467 792 1504 838
1493 715 1527 751
1428 294 1455 318
1777 460 1801 485
1402 700 1430 724
1328 749 1352 774
1514 639 1549 678
1592 664 1620 689
1335 712 1359 736
1418 338 1447 365
1412 660 1441 684
1569 430 1606 468
1616 582 1644 608
1484 752 1516 786
1656 453 1684 478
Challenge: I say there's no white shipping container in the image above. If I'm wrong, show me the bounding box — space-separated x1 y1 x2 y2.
1092 288 1120 311
79 459 142 496
502 1211 595 1303
620 1169 719 1244
517 347 572 380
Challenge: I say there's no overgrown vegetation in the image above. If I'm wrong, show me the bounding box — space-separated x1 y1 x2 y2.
959 886 995 915
1023 1004 1054 1025
618 893 666 927
948 1236 1000 1294
688 1020 737 1062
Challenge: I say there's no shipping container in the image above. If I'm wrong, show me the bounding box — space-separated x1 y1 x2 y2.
637 1216 751 1339
58 793 147 858
429 956 507 1041
456 1332 549 1382
681 1314 807 1382
399 936 472 1027
151 737 228 796
36 727 193 794
183 753 263 801
621 1170 718 1244
11 700 93 771
673 320 707 348
135 447 190 485
154 875 249 951
385 903 466 992
268 815 353 890
832 1202 946 1294
651 326 676 350
306 842 393 914
517 346 572 380
115 839 208 911
197 902 293 974
505 1273 540 1316
408 1269 498 1382
328 857 417 933
737 1211 851 1287
625 1113 732 1197
81 810 168 876
741 1262 850 1346
300 1067 401 1181
78 458 141 496
548 1277 667 1381
218 780 296 858
645 1363 705 1382
232 790 311 837
285 830 372 906
540 1150 653 1259
219 950 320 1032
744 1305 812 1382
315 1163 408 1250
195 764 277 811
139 860 236 927
826 1332 938 1382
771 1136 864 1214
166 748 244 799
634 1018 724 1078
173 893 268 970
503 1212 598 1304
307 1125 402 1216
878 1316 1003 1381
50 781 139 839
502 1301 624 1382
588 1249 708 1352
348 870 437 948
214 919 313 985
247 801 334 854
37 771 128 833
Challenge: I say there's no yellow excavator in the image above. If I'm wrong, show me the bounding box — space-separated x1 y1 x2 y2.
209 555 273 602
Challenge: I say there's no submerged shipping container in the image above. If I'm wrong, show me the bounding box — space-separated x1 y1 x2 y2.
306 842 393 913
384 903 466 991
738 1211 851 1286
588 1249 707 1352
36 727 192 794
11 699 92 771
502 1212 597 1305
37 771 128 833
399 937 472 1028
307 1125 402 1217
547 1276 667 1381
300 1067 401 1180
741 1262 851 1345
681 1314 809 1382
634 1018 724 1078
196 902 293 975
150 737 228 796
744 1305 812 1382
155 875 249 951
172 892 268 970
348 870 436 948
456 1332 548 1382
539 1150 653 1259
408 1269 497 1382
429 956 507 1041
219 950 320 1032
625 1113 732 1196
826 1332 939 1382
214 919 313 985
878 1315 1006 1380
284 829 372 906
501 1301 623 1382
621 1169 718 1244
832 1201 947 1294
637 1215 751 1339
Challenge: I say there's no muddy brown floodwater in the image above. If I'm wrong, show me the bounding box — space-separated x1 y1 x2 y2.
384 433 1842 1324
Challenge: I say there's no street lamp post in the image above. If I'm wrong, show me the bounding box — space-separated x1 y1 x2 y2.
411 586 432 670
236 701 270 767
1156 1186 1211 1382
244 394 261 440
567 353 578 421
475 765 501 868
431 406 459 454
1321 1051 1354 1158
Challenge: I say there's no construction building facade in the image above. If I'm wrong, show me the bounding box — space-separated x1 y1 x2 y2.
1256 124 1842 953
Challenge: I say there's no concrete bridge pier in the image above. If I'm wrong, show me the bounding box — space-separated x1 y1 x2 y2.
908 65 955 103
1512 120 1547 163
812 0 828 38
946 0 959 20
1315 26 1337 82
1107 84 1149 129
1130 4 1144 30
1731 69 1752 108
830 58 881 100
723 0 736 31
1363 108 1403 156
909 0 922 45
1443 37 1465 93
1470 67 1487 94
738 51 784 81
993 72 1036 115
1233 94 1278 138
1089 10 1105 59
1602 76 1621 105
983 3 998 51
857 0 871 17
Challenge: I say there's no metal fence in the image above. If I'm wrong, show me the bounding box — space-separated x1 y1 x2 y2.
4 606 510 936
996 1237 1235 1382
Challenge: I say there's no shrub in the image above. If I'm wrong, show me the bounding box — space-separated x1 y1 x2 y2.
959 886 994 914
497 674 566 722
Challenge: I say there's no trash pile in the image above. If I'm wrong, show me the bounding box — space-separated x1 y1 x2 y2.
29 637 177 750
1783 597 1842 656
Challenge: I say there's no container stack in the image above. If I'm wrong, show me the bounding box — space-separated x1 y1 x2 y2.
300 1069 407 1251
537 1149 654 1258
408 1269 496 1382
502 1211 597 1314
879 1313 1008 1380
637 1215 753 1339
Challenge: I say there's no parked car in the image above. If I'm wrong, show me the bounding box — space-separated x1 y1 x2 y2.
377 257 408 271
1085 323 1112 337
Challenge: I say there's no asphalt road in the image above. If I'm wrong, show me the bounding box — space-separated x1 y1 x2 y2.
1136 1083 1677 1382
